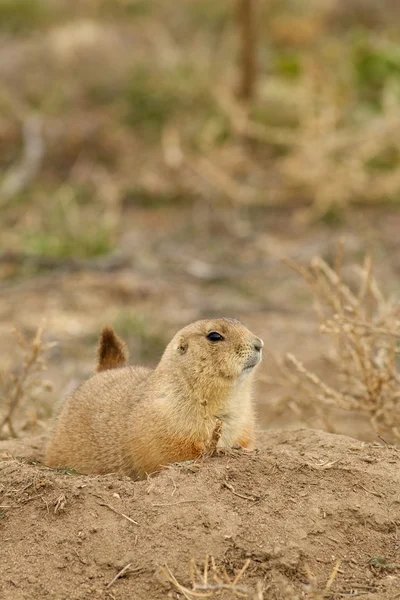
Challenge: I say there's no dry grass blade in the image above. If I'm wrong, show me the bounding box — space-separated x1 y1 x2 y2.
106 563 132 589
97 501 139 525
232 559 251 585
222 480 259 501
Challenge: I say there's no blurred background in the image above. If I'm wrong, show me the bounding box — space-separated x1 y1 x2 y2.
1 0 400 443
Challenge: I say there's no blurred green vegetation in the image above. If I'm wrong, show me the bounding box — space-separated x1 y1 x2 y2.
1 0 400 268
98 0 150 19
353 35 400 108
0 0 49 33
5 186 116 259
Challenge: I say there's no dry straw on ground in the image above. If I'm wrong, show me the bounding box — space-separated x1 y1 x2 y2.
161 555 264 600
277 245 400 443
161 556 342 600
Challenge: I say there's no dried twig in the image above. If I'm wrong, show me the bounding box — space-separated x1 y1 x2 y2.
280 248 400 443
97 501 139 526
0 325 55 438
107 563 132 589
54 494 66 514
222 480 258 501
151 500 203 507
204 419 223 457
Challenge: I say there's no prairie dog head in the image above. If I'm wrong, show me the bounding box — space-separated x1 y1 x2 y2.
159 318 263 384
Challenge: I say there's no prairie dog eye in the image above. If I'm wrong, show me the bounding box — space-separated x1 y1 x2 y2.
207 332 224 342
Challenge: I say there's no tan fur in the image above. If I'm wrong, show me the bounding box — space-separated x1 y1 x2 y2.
96 326 129 372
45 318 263 479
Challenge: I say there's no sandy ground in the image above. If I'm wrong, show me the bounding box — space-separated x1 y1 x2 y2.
1 429 399 600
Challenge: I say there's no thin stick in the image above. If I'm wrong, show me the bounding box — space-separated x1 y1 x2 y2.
359 485 384 498
377 434 399 452
222 481 258 501
98 502 139 525
190 558 198 589
107 563 132 589
152 500 203 507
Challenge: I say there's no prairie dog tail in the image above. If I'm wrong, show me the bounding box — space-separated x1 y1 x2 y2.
96 326 129 372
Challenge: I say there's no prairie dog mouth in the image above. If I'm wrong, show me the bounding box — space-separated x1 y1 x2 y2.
243 351 262 371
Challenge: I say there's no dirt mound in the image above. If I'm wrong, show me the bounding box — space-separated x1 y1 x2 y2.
1 429 399 600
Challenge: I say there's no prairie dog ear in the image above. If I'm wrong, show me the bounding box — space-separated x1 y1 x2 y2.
176 336 188 355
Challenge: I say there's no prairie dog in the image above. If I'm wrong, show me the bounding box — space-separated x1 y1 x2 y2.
45 318 263 479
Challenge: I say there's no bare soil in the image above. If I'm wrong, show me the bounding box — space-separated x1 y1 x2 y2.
1 429 399 600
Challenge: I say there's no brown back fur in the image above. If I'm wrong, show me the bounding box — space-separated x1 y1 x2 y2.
45 318 263 479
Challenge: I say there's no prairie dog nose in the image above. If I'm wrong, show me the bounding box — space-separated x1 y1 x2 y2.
253 337 264 352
